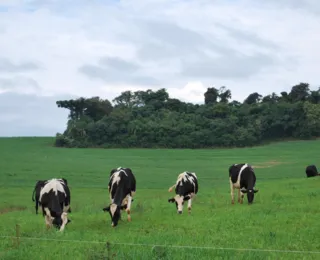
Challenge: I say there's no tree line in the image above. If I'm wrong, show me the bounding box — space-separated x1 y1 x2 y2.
54 82 320 148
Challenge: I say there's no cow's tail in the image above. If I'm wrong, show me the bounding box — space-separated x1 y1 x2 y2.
168 184 176 192
32 188 36 202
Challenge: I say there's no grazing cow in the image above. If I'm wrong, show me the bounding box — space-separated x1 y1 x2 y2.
32 178 71 214
305 165 320 178
168 171 198 214
39 178 71 231
229 163 258 205
32 180 47 214
103 167 136 227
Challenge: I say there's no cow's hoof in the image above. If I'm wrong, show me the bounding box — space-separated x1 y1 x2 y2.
231 201 235 204
127 216 131 222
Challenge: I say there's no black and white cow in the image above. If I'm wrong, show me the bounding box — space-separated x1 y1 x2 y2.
32 178 71 215
168 171 198 214
39 178 71 231
103 167 136 227
305 165 320 178
32 180 47 214
229 163 259 205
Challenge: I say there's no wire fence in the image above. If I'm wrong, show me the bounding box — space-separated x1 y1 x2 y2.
1 234 320 255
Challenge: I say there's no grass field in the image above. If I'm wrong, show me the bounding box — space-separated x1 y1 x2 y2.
1 137 320 260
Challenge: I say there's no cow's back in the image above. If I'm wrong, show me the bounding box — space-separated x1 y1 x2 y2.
175 172 197 196
229 164 245 183
186 172 198 194
109 168 136 195
121 168 136 192
239 165 256 188
40 179 67 210
306 165 318 177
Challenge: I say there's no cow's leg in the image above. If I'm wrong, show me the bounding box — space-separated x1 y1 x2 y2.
63 204 70 213
230 180 235 204
237 189 241 203
187 198 192 214
44 208 52 229
126 195 133 222
59 213 68 232
239 190 244 204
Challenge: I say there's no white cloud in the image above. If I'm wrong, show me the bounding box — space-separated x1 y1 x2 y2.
0 0 319 136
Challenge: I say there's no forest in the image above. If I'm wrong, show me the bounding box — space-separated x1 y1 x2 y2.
54 82 320 148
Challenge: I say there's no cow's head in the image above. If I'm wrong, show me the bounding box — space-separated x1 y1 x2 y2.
241 188 259 204
168 195 191 214
52 212 71 230
103 203 127 227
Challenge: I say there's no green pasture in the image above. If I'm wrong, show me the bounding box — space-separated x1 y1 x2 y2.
0 137 320 259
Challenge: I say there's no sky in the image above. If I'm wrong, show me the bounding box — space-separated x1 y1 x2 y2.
0 0 320 136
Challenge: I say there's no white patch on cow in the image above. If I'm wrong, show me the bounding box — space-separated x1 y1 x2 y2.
174 195 184 212
63 205 70 213
233 164 248 189
111 172 121 186
40 178 66 199
176 172 196 185
110 204 117 216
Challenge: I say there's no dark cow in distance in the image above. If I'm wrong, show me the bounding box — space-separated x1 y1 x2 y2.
168 171 198 214
229 163 259 205
32 178 71 214
103 167 136 227
305 165 320 178
39 178 71 231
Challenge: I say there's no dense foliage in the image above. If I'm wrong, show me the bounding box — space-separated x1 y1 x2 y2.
54 83 320 148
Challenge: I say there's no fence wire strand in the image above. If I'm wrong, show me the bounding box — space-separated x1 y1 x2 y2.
1 235 320 255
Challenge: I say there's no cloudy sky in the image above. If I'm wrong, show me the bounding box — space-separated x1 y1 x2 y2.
0 0 319 136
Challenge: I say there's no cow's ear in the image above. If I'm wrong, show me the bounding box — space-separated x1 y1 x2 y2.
240 189 247 193
253 189 259 193
168 198 175 203
120 204 127 210
183 195 191 201
103 206 110 212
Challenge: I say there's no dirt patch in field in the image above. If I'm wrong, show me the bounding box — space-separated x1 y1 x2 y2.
0 206 27 215
252 160 283 169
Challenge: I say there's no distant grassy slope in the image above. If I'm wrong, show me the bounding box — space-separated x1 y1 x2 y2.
0 137 320 259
